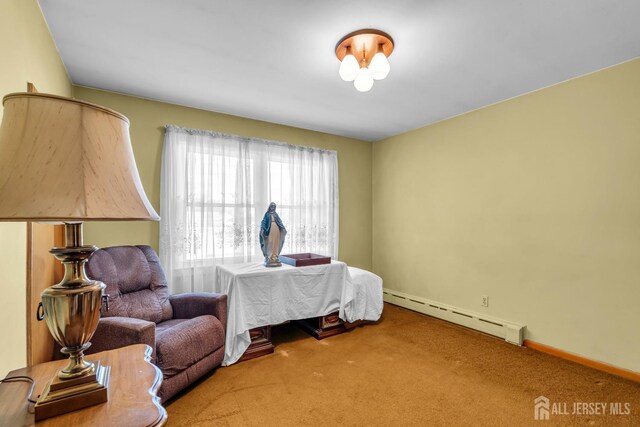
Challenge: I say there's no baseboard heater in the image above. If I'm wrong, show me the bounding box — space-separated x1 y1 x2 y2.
383 288 525 345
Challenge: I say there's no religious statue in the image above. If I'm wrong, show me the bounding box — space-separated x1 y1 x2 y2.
259 202 287 267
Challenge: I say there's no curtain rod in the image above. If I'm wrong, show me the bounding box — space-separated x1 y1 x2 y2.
164 124 337 155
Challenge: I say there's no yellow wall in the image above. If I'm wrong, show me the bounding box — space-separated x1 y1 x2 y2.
73 87 373 270
0 0 72 377
373 59 640 372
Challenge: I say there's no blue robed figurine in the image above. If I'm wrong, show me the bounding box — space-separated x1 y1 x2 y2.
259 202 287 267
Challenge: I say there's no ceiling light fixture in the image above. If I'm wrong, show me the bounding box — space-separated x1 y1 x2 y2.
335 29 394 92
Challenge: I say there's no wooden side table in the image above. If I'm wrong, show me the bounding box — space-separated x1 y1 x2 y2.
0 344 166 427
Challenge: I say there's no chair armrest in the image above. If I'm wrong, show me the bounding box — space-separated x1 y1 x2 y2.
88 317 156 361
169 293 227 330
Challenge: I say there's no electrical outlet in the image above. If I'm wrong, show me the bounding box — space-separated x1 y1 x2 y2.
481 295 489 307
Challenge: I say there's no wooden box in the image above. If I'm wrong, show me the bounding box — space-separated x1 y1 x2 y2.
280 253 331 267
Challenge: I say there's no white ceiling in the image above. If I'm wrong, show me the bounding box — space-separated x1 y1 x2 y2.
39 0 640 141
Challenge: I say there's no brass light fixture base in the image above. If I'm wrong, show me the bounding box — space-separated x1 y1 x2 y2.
335 28 394 67
34 361 110 421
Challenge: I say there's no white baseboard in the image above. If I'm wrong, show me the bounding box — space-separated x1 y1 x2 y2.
383 288 525 345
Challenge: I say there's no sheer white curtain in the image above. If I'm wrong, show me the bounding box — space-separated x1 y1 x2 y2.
160 125 339 294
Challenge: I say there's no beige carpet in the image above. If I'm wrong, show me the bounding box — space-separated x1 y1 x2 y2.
166 304 640 426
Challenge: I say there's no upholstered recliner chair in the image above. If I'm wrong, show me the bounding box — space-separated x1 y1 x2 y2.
83 245 226 402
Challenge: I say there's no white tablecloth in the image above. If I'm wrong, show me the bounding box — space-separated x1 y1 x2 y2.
341 266 384 323
214 261 382 365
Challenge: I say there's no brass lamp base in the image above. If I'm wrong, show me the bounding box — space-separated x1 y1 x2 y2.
34 361 110 421
35 222 111 420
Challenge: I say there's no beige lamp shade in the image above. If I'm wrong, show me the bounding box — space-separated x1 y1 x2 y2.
0 92 159 221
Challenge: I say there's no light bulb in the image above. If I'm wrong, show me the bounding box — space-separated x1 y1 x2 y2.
369 52 390 80
339 54 359 81
353 67 374 92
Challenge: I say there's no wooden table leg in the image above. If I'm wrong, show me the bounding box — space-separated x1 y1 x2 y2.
294 312 347 340
238 325 274 362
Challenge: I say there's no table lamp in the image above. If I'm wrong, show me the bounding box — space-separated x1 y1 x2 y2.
0 92 159 420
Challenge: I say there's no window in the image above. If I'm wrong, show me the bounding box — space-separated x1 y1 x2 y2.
160 125 339 293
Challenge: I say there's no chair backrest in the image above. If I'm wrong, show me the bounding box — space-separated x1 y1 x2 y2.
86 245 173 323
